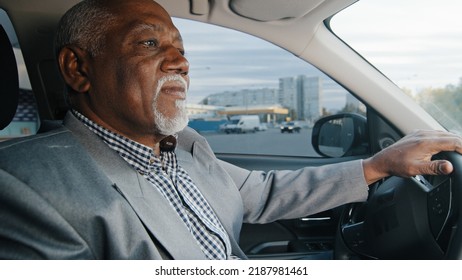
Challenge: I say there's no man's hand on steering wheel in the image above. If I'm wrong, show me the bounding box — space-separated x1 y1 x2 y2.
362 129 462 185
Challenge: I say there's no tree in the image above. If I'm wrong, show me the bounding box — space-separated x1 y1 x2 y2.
413 79 462 132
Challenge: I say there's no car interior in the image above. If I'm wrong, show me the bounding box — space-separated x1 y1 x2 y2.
0 0 461 260
0 24 18 131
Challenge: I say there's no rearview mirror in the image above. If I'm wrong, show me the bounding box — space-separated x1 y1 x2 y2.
312 113 369 158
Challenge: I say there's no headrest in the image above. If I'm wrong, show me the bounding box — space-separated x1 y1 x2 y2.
0 24 19 130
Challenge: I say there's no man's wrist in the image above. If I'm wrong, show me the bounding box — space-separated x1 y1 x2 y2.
362 157 389 185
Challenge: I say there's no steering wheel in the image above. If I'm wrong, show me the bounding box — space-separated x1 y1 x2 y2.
336 152 462 259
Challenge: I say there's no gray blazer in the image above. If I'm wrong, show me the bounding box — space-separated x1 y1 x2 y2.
0 112 368 259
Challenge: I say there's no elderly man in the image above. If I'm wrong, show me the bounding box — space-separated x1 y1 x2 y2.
0 0 461 259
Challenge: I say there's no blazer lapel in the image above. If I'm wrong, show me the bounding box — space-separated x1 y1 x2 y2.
177 142 242 228
177 142 246 258
64 113 206 259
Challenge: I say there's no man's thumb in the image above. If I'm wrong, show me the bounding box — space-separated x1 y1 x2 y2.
433 160 453 175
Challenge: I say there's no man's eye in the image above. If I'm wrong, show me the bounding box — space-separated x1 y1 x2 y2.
141 39 158 48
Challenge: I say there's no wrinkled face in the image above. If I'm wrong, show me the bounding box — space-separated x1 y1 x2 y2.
85 0 190 143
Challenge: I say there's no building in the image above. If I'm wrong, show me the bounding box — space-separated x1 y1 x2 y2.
197 75 324 123
197 87 288 123
297 75 322 123
278 77 297 115
200 88 279 107
279 75 323 122
186 104 225 120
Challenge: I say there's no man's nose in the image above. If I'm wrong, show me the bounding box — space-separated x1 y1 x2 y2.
161 47 189 76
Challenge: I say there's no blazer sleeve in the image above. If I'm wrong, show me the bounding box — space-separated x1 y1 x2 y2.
218 159 369 224
0 169 95 259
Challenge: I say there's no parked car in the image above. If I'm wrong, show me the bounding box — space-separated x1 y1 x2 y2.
280 121 301 133
0 0 461 261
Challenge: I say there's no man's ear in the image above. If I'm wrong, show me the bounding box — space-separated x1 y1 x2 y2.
58 46 91 93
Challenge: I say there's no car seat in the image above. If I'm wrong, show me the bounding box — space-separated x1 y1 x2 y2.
0 24 19 130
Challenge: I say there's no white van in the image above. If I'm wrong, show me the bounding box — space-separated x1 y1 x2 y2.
222 115 261 134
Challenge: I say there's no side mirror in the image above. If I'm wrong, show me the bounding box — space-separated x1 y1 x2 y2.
312 113 369 158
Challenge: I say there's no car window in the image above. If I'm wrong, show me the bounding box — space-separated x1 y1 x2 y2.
174 18 366 157
330 0 462 134
0 9 39 140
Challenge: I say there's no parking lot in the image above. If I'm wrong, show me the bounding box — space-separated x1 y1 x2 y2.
201 127 320 157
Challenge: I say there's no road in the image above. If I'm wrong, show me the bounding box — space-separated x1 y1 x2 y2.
201 128 320 157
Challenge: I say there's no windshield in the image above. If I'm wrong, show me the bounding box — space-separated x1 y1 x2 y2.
331 0 462 133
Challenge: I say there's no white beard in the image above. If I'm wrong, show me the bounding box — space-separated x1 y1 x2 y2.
153 75 189 136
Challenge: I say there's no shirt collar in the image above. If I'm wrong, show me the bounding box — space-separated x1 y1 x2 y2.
72 109 176 172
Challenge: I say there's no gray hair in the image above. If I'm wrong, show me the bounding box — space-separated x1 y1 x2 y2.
54 0 117 58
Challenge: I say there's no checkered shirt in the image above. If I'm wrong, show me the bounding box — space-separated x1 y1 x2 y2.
73 110 232 259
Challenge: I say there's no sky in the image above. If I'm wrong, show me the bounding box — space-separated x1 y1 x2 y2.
173 0 462 108
331 0 462 94
173 17 332 105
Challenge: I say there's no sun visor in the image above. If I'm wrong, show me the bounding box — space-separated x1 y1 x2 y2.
229 0 325 21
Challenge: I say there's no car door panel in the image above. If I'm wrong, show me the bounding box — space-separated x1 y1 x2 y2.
216 153 362 259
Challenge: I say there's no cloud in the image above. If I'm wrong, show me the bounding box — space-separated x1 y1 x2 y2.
174 19 319 102
330 0 462 94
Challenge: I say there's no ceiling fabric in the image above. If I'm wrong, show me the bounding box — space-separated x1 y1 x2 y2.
229 0 324 21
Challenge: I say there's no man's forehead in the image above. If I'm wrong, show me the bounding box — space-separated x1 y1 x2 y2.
129 22 167 33
125 20 183 42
